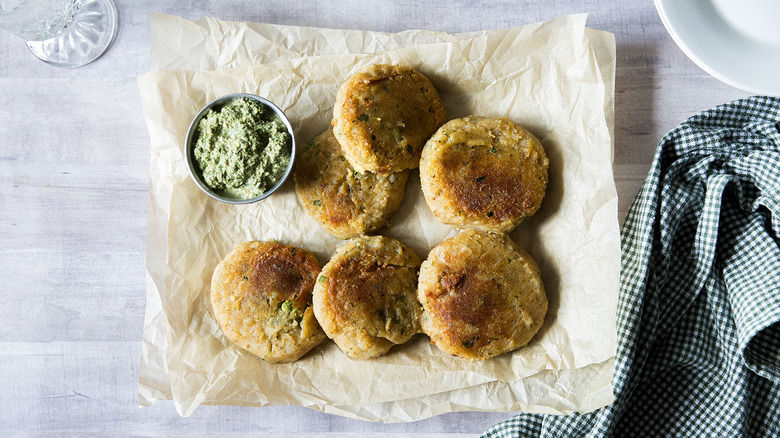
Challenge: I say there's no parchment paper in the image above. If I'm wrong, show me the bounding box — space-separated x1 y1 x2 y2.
138 13 620 421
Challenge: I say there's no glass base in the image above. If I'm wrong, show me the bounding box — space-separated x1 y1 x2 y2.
25 0 118 68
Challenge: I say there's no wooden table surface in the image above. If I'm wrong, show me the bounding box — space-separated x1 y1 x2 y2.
0 1 752 435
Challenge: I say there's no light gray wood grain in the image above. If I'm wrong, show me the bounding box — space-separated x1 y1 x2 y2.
0 0 753 435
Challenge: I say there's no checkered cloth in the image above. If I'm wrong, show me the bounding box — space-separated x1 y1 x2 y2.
483 96 780 437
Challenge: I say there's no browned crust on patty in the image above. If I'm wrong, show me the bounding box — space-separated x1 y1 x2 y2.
332 63 447 173
294 128 409 239
420 116 549 233
313 235 423 359
417 230 547 360
210 241 326 363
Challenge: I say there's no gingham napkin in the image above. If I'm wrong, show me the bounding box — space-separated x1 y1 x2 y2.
483 96 780 437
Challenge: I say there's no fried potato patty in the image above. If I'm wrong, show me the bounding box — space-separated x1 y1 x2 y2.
294 128 410 239
417 230 547 360
332 63 447 173
420 116 549 233
210 241 326 363
313 235 422 359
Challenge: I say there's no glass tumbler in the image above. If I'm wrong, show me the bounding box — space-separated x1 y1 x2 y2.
0 0 117 68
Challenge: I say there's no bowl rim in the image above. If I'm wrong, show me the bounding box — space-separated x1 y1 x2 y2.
185 93 296 205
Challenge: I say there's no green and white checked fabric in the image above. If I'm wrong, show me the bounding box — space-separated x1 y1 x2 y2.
483 96 780 437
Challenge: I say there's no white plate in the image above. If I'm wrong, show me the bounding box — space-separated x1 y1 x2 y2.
655 0 780 96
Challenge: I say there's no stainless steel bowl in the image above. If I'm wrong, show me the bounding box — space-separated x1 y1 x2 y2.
185 93 296 204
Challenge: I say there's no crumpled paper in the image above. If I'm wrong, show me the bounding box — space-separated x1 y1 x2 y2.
137 13 619 421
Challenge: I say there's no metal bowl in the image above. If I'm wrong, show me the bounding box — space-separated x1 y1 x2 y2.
185 93 296 204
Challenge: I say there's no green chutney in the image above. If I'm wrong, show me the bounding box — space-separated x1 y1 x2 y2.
194 97 292 199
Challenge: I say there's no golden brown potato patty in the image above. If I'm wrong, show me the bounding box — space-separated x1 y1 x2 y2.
417 230 547 360
332 63 447 173
313 235 423 359
420 116 549 233
210 241 326 363
294 128 409 239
